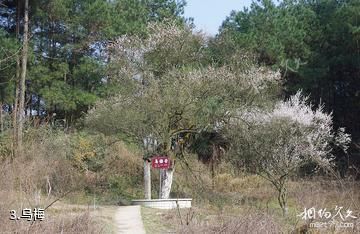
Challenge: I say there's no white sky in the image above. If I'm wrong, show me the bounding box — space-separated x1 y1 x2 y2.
183 0 253 35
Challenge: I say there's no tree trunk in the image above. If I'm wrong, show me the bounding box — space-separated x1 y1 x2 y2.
144 159 151 200
0 102 3 133
211 161 215 190
277 181 288 216
159 138 175 199
159 167 174 199
12 0 21 156
17 0 29 156
37 95 41 116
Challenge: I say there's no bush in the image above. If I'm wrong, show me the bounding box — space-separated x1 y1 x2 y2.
68 132 106 172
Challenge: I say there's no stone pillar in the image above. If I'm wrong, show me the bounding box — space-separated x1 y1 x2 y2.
144 159 151 199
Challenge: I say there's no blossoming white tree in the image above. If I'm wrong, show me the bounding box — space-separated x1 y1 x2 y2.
86 21 281 199
229 91 351 216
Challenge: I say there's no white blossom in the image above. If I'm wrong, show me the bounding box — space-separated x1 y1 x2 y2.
234 90 351 171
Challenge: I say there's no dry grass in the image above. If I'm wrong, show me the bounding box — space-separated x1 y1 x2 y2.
178 208 283 233
288 178 360 233
141 207 177 234
0 126 148 233
0 128 112 233
142 206 283 233
0 191 107 234
165 160 360 233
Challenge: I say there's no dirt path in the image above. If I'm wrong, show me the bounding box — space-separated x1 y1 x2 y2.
115 205 146 234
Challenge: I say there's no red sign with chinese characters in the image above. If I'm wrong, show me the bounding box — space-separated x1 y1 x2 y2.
151 156 170 169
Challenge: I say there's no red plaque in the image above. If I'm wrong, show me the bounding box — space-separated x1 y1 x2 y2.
151 156 170 169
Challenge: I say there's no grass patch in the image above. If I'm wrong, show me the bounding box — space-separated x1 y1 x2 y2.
141 207 177 234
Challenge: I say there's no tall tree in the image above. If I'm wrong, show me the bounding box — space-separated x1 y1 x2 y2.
16 0 29 155
86 21 281 198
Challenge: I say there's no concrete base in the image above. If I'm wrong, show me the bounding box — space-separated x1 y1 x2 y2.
131 198 192 209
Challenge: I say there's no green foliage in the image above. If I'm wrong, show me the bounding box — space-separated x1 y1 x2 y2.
107 175 143 201
0 0 187 126
219 0 315 69
146 0 186 22
0 28 19 104
190 131 230 165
